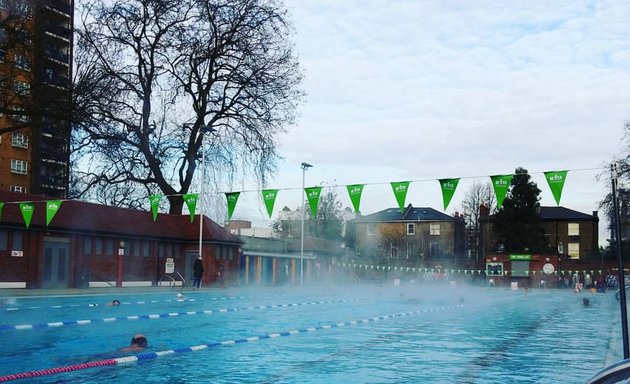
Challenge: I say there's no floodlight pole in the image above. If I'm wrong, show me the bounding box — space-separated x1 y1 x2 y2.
612 162 629 359
300 162 313 286
198 125 216 260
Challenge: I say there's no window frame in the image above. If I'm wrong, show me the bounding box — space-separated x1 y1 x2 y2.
568 223 580 236
406 223 415 236
10 159 28 175
430 223 441 236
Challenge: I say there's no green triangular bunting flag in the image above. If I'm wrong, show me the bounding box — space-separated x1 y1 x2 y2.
183 193 199 223
149 194 161 222
45 200 62 226
544 170 568 205
439 178 460 210
305 186 323 217
262 189 278 218
225 192 240 220
0 202 3 222
390 181 410 213
19 202 35 228
346 184 364 214
490 175 513 209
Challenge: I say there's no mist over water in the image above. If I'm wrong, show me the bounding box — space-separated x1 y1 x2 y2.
0 282 621 383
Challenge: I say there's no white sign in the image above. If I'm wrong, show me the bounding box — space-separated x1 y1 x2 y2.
118 249 124 256
543 263 555 275
166 258 174 263
165 262 175 274
11 250 23 257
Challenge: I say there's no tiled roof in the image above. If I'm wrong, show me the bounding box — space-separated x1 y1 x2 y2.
538 206 597 221
356 205 456 222
0 191 241 244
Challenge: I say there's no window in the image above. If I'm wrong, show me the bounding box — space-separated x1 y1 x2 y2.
486 263 503 276
14 55 31 71
390 245 398 258
83 237 92 255
132 240 140 257
10 106 29 122
568 243 580 259
9 185 25 193
568 223 580 236
430 223 441 235
142 241 149 257
429 242 440 256
94 238 103 255
13 81 30 96
367 223 376 236
10 159 28 174
0 229 7 250
406 223 415 235
228 247 234 260
11 132 28 148
511 261 530 277
13 230 23 251
105 239 114 256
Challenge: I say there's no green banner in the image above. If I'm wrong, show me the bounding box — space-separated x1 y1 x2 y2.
346 184 364 214
225 192 240 220
390 181 410 213
305 186 323 217
509 254 532 261
0 202 3 222
439 178 460 211
45 200 62 226
490 174 513 209
544 170 568 205
183 193 199 223
262 189 278 218
149 194 161 222
19 202 35 228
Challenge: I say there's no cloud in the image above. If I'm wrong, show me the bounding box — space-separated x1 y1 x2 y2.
228 0 630 245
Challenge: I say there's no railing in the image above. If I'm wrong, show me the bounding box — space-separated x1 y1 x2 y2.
586 358 630 383
159 271 186 288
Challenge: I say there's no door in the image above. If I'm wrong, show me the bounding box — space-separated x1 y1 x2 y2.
184 251 198 285
42 241 70 289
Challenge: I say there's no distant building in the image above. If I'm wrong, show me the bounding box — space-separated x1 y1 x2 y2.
0 191 241 289
480 205 599 261
228 219 344 285
0 0 72 197
352 204 466 268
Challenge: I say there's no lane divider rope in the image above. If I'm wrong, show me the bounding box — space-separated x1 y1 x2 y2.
3 295 253 311
0 303 466 382
0 299 357 332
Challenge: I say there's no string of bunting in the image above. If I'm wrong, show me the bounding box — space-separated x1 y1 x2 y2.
337 263 610 277
0 167 603 228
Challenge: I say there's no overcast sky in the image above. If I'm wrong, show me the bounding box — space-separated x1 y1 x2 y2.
221 0 630 243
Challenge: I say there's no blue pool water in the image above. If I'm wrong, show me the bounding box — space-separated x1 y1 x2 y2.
0 284 623 383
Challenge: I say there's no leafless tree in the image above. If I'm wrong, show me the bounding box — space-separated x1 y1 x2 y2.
460 180 496 230
71 0 302 213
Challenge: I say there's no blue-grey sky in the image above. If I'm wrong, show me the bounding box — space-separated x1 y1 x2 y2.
219 0 630 243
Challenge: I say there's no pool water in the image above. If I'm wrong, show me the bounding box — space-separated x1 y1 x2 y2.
0 284 623 383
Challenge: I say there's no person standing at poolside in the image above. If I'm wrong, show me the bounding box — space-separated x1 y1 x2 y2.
193 255 204 289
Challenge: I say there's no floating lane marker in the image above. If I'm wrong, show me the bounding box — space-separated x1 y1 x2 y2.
0 303 466 383
3 295 254 312
0 299 357 332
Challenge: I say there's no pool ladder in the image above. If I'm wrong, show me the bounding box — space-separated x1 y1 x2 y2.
159 271 186 288
586 358 630 383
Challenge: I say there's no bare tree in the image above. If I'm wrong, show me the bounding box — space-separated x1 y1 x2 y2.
71 0 302 213
459 180 495 260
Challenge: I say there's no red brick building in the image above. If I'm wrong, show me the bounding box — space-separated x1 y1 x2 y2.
0 191 242 289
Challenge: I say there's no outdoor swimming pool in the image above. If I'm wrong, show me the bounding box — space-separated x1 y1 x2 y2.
0 283 623 383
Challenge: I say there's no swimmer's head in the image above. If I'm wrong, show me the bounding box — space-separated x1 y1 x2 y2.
131 334 147 349
112 300 120 306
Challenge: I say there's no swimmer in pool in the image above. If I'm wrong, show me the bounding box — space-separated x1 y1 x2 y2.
108 299 121 307
120 334 148 352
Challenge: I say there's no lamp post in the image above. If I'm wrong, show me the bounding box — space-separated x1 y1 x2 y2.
300 162 313 286
198 125 217 259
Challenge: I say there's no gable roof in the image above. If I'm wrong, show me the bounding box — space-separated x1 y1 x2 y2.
0 191 242 244
356 204 456 223
538 206 597 221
